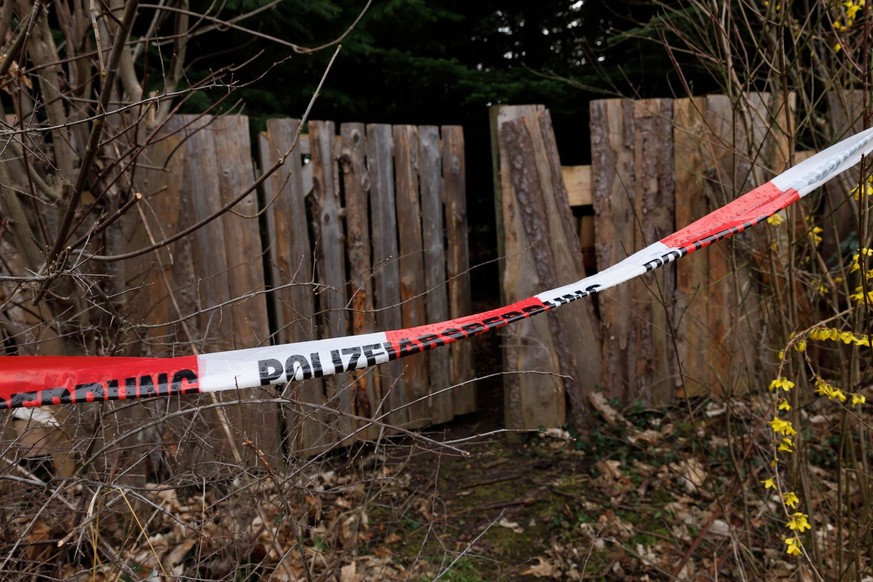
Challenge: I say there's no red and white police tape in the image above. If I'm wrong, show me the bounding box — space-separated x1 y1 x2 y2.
3 127 873 411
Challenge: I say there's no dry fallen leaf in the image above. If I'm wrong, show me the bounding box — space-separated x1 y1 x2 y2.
521 557 556 578
497 518 524 534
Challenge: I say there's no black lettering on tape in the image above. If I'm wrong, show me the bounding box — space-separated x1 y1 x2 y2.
398 338 421 356
440 327 466 341
362 344 383 366
171 369 199 394
10 390 39 408
330 349 343 372
40 386 71 407
74 381 104 403
522 304 545 316
418 334 444 350
462 322 485 336
259 358 284 385
341 346 363 371
285 354 313 380
311 353 324 378
500 311 524 324
139 375 157 398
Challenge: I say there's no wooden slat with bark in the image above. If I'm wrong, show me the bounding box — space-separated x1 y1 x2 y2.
441 125 476 415
492 105 601 430
590 99 678 405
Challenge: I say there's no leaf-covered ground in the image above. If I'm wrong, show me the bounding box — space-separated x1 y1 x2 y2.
18 389 852 581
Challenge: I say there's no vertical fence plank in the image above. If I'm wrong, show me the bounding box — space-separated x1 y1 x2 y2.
176 115 236 349
210 115 280 461
591 99 678 405
310 121 354 443
441 126 476 415
164 114 238 473
492 105 600 430
672 98 728 397
260 118 327 456
84 132 188 484
633 100 676 405
340 122 380 440
419 125 453 424
366 124 407 427
393 125 430 427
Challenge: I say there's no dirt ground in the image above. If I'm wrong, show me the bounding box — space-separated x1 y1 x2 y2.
311 392 807 582
6 381 823 581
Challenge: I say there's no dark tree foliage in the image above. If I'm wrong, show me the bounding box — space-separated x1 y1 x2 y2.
184 1 688 160
181 1 701 303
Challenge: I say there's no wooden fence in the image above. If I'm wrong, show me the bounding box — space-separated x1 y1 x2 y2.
492 94 803 430
8 92 863 470
3 116 474 477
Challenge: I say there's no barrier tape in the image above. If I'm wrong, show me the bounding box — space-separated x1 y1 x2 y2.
3 127 873 411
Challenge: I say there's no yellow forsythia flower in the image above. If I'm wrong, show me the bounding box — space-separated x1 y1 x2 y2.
769 377 795 392
778 399 791 411
783 491 800 509
794 340 807 352
770 417 797 436
779 438 795 453
852 393 866 407
785 536 802 556
762 477 776 489
767 213 784 227
787 512 811 532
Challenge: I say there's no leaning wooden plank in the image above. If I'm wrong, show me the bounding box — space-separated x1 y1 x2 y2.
418 125 453 424
492 105 601 430
393 125 431 428
260 118 327 457
309 120 355 445
441 126 476 416
340 122 380 441
366 124 407 428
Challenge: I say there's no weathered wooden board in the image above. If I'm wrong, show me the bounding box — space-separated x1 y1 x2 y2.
309 120 355 447
101 132 187 483
340 122 380 441
591 98 677 405
259 118 329 456
392 125 430 428
208 115 277 463
563 165 592 207
492 105 601 430
441 126 476 416
418 125 453 424
671 94 793 398
366 124 407 428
